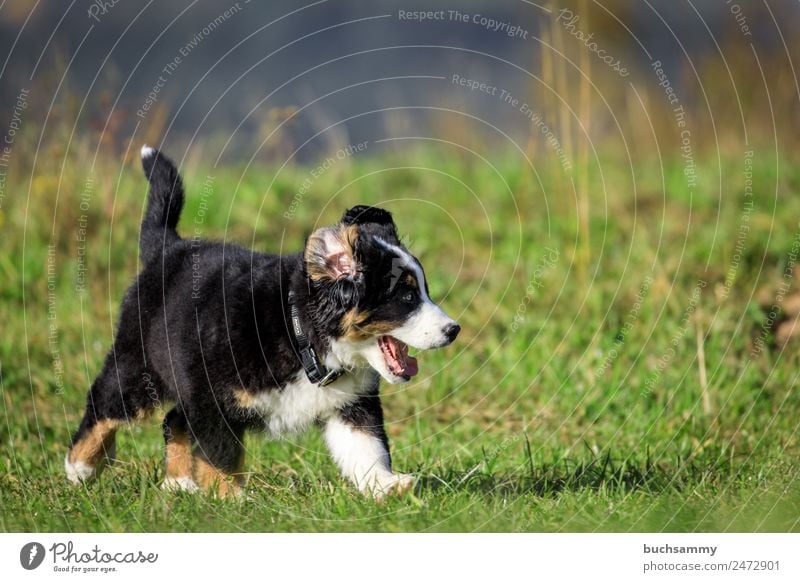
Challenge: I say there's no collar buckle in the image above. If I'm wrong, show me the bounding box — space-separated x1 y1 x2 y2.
318 368 345 387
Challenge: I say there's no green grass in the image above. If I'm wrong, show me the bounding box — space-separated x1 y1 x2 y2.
2 143 800 532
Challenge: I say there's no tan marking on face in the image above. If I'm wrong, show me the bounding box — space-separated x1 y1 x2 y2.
68 419 120 468
341 308 398 341
404 272 417 288
341 308 368 333
165 424 193 480
193 455 245 498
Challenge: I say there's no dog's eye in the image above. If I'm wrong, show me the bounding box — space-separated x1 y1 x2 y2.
400 290 415 303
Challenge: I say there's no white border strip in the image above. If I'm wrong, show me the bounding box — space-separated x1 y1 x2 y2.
1 533 798 581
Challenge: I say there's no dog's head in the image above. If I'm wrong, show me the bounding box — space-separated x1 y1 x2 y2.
304 205 460 383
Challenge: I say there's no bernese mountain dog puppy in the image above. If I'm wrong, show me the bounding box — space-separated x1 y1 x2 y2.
65 146 460 499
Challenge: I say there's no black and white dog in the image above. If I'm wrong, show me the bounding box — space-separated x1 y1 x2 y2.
66 146 460 498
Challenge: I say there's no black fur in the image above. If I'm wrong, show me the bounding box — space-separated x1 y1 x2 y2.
339 392 390 458
139 148 184 265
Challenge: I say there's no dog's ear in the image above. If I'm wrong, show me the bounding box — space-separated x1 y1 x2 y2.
341 205 398 241
341 205 394 227
304 224 358 281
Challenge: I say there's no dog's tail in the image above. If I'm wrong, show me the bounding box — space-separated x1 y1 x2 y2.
139 145 184 264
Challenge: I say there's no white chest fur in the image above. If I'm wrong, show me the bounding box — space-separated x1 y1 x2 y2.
242 367 376 437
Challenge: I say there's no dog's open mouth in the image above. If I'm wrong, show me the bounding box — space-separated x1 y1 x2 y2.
378 336 418 379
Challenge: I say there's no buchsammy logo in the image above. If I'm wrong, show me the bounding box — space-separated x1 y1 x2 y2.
20 542 46 570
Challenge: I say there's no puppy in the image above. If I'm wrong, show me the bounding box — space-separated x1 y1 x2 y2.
65 146 460 499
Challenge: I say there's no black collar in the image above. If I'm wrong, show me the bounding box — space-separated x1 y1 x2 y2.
287 290 344 387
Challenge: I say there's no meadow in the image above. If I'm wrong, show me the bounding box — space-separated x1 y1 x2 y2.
1 131 799 532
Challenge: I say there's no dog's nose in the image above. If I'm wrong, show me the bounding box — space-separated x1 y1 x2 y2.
443 323 461 343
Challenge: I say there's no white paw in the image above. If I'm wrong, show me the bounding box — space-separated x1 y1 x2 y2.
161 476 200 492
369 472 415 502
65 454 96 484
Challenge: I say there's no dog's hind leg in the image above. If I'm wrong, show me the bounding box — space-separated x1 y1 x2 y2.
66 354 164 484
161 406 198 491
66 414 120 484
188 412 246 498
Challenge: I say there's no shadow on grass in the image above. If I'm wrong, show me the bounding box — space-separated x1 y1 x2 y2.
418 451 734 497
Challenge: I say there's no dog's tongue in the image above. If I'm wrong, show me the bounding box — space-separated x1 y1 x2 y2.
383 336 418 378
403 353 419 377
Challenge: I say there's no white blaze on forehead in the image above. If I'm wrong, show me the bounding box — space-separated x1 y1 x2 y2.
375 237 456 350
375 237 430 301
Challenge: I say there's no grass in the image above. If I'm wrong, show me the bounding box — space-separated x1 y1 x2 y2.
2 140 800 532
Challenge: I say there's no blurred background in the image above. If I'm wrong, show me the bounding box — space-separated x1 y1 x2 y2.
2 0 798 157
2 0 800 531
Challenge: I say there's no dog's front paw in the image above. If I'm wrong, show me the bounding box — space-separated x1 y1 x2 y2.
369 472 415 502
65 453 97 484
